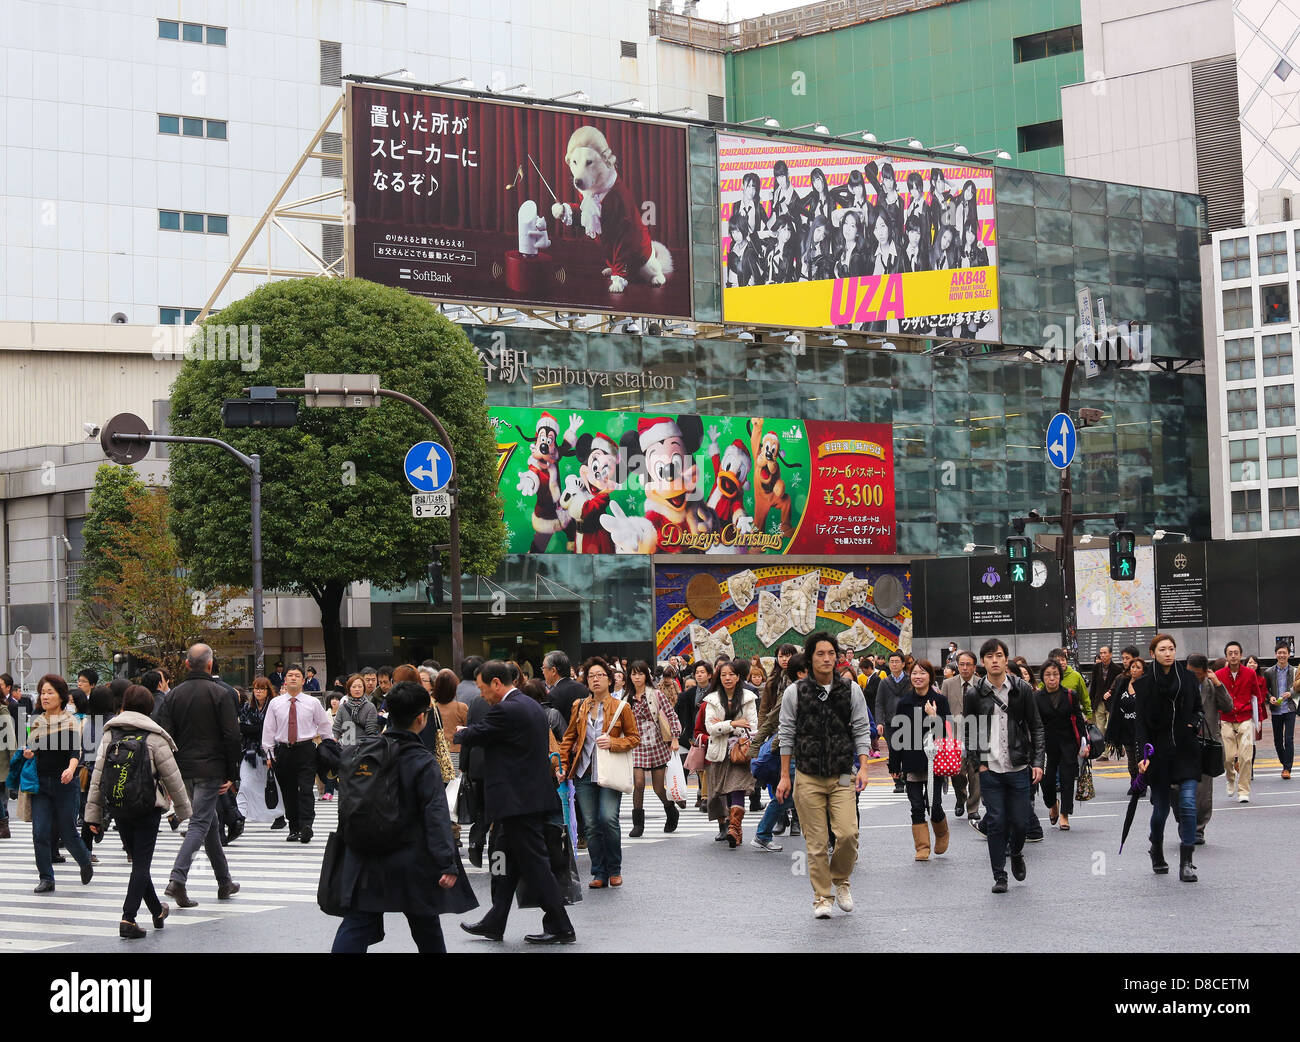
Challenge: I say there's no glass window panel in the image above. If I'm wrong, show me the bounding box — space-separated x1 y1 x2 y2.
799 385 844 420
1267 435 1297 478
1142 189 1175 223
1036 241 1074 281
1073 247 1109 284
845 384 892 422
158 114 179 134
1232 489 1262 532
795 346 845 385
1108 217 1142 254
182 117 204 136
998 235 1036 275
182 211 204 232
1262 332 1293 376
1268 485 1300 529
1106 181 1142 217
183 308 201 324
1072 211 1107 249
930 357 965 395
996 167 1035 205
206 26 227 45
1143 221 1176 256
1222 287 1254 330
206 120 227 139
889 352 931 386
158 210 180 230
1071 180 1107 214
159 307 182 324
843 349 892 386
1111 250 1144 286
1036 207 1072 245
1263 283 1290 324
998 203 1036 240
892 388 932 424
1227 388 1258 431
1033 173 1071 210
158 19 180 39
1037 278 1077 311
1001 274 1038 311
206 214 228 234
1176 194 1203 227
182 22 204 41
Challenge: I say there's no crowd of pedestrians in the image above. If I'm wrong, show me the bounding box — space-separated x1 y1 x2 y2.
1 630 1291 945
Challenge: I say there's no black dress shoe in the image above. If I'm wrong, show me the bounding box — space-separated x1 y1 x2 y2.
991 875 1008 894
119 921 146 939
460 920 504 942
286 832 300 842
225 819 244 843
525 931 576 945
218 881 240 900
270 816 287 830
467 845 483 868
954 803 965 818
1010 854 1027 881
299 827 313 844
33 879 55 894
81 863 94 885
164 881 197 908
152 903 169 929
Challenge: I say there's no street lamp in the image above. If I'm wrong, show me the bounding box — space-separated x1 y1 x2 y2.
436 76 476 89
840 129 877 144
552 90 591 103
1153 529 1190 542
883 136 925 149
790 122 831 135
375 68 415 81
739 116 781 129
661 106 702 118
931 142 970 154
972 148 1013 160
608 97 645 110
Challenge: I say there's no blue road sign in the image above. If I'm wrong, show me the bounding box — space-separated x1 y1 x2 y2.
404 441 452 493
1046 412 1077 471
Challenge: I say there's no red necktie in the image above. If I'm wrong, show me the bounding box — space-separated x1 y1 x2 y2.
287 696 298 744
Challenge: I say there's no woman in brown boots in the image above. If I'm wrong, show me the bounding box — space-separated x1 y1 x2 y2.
892 659 951 861
702 660 758 848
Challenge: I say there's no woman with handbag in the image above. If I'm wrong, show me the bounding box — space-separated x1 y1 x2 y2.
236 676 285 831
1035 660 1088 831
1107 658 1144 782
559 657 639 888
1134 634 1204 883
624 661 682 837
894 659 950 861
702 659 759 848
25 674 95 893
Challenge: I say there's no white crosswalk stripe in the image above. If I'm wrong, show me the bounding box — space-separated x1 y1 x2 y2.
0 798 337 949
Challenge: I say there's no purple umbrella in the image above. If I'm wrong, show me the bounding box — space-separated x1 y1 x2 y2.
1119 743 1156 854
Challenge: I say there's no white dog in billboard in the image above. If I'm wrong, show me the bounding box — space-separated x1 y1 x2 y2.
551 126 674 294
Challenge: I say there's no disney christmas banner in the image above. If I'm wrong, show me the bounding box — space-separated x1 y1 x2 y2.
348 84 692 318
717 133 1000 342
489 406 896 555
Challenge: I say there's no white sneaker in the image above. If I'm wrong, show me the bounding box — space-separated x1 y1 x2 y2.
835 883 854 912
1238 793 1250 804
812 897 834 919
1227 781 1237 798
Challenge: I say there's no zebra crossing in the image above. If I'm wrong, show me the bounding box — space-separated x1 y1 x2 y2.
0 800 336 951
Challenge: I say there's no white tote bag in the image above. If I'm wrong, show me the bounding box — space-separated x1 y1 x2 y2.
595 697 634 794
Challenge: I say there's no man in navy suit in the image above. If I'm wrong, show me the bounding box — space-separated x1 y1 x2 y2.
455 660 576 945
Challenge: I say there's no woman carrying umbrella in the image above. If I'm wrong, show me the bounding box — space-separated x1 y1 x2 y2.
1134 634 1203 882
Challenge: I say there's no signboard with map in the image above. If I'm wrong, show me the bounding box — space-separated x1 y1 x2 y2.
1074 546 1156 629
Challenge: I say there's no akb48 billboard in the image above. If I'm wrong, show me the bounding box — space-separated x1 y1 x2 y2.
490 406 896 555
717 134 1000 342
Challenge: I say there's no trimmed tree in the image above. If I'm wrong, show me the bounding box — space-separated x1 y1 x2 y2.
166 277 505 682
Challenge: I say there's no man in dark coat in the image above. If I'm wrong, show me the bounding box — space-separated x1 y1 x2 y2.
456 660 576 945
330 681 476 953
542 651 587 727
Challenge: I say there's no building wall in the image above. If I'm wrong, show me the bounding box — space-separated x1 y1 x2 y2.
1234 0 1300 215
724 0 1085 173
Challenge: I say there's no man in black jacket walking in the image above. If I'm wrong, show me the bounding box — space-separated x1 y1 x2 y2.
963 638 1045 893
456 660 575 945
874 651 909 793
542 651 588 728
157 644 241 907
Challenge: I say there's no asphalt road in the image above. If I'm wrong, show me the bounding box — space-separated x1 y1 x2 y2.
3 754 1293 953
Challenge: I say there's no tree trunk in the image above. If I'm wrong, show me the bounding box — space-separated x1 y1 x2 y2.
313 580 348 686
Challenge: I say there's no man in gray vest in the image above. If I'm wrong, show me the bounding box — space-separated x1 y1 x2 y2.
776 631 874 920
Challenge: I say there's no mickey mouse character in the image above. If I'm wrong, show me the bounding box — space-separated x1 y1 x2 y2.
567 427 620 554
749 418 801 539
515 411 581 552
704 426 754 533
619 414 717 553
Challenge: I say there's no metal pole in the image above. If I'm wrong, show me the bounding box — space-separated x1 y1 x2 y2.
50 535 61 677
250 455 265 678
1059 358 1078 660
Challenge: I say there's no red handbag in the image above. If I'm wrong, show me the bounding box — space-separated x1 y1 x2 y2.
932 722 963 777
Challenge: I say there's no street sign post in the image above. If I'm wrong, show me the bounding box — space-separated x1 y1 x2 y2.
1046 412 1078 471
411 492 451 518
11 626 31 650
404 441 453 494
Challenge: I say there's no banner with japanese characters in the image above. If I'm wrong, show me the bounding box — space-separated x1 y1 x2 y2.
717 133 1000 342
489 406 895 555
347 84 692 318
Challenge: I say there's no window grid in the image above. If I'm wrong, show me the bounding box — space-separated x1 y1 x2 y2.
1223 286 1253 329
1230 438 1260 481
1221 237 1250 280
1232 489 1262 532
1263 283 1291 324
1267 435 1297 478
1264 383 1295 427
1228 387 1258 431
1225 336 1256 382
159 307 203 325
158 210 228 234
1258 231 1289 275
158 20 226 44
1262 332 1294 377
159 114 227 139
1270 485 1300 529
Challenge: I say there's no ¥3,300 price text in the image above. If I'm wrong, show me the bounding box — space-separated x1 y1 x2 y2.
829 482 885 507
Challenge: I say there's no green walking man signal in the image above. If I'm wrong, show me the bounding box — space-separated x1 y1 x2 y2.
1109 530 1136 581
1006 536 1031 584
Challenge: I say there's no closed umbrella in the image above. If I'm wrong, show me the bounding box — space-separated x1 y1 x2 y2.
1118 743 1155 854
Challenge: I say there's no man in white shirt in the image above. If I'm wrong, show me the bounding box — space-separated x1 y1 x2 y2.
262 664 332 844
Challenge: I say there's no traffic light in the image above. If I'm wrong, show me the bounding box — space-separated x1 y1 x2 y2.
1006 536 1031 584
221 387 299 428
426 560 444 606
1109 530 1136 581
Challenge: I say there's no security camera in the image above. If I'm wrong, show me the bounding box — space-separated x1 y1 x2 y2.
83 421 101 439
1027 509 1042 520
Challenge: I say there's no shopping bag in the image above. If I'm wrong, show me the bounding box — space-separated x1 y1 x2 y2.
665 754 688 804
444 775 461 816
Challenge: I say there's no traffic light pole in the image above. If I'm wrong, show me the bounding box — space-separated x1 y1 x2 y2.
260 385 465 668
1059 359 1078 659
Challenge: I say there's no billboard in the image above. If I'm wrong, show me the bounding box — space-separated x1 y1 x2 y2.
489 406 895 555
717 133 1000 341
654 562 912 661
348 84 693 317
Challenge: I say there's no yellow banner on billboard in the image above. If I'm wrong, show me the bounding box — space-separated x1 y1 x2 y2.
723 267 999 329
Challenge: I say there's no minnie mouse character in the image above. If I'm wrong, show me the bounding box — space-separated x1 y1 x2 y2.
619 414 717 552
515 411 581 551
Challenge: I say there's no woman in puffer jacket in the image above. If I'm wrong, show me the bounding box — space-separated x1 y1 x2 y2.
86 684 192 939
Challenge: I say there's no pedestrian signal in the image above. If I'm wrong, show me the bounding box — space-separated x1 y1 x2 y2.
1109 530 1136 581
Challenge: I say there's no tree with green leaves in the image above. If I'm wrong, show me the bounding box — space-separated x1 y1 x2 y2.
167 277 506 682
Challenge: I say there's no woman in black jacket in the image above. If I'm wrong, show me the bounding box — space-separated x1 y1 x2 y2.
1035 660 1087 830
1134 634 1203 882
1106 658 1143 781
893 659 950 861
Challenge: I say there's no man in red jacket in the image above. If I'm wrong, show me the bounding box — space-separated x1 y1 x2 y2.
1215 642 1267 803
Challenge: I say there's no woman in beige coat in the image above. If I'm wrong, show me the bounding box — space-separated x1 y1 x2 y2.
703 659 759 847
86 685 192 939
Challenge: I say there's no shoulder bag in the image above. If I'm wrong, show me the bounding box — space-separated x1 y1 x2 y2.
1196 714 1226 778
1075 759 1095 801
651 691 674 744
429 706 456 783
595 699 634 794
684 736 708 773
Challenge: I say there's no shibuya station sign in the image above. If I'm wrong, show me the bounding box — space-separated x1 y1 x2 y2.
473 344 676 392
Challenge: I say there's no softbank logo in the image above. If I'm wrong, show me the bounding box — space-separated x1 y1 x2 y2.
49 974 152 1022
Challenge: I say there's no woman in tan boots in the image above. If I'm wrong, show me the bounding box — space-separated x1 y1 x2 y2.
891 659 951 861
702 660 758 847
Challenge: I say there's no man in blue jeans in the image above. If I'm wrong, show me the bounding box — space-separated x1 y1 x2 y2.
963 638 1044 893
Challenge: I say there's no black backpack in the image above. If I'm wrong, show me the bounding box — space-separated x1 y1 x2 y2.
102 730 157 820
338 734 405 853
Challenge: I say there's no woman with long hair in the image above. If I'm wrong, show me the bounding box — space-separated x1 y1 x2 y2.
702 659 759 847
800 215 835 281
726 212 765 288
736 171 769 241
797 167 835 226
624 660 682 837
237 675 285 831
25 674 94 893
953 179 979 242
431 668 469 766
770 160 799 228
833 210 870 280
831 168 870 229
765 214 801 283
894 659 950 861
1012 657 1036 687
930 223 959 271
1035 660 1087 831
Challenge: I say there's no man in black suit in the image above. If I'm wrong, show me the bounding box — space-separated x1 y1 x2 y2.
456 660 576 945
542 651 587 727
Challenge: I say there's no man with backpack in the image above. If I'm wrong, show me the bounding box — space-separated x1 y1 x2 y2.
330 681 476 953
156 644 242 908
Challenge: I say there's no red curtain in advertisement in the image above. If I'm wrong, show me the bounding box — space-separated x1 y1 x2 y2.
351 86 688 248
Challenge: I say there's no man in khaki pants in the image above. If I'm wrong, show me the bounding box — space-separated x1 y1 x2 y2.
1215 642 1266 803
776 632 874 920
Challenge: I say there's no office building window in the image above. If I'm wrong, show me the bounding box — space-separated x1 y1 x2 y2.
1013 25 1083 62
159 114 227 139
1224 337 1255 382
1230 438 1260 481
207 214 227 234
158 19 180 39
160 20 225 44
1265 384 1296 427
1227 388 1258 431
206 119 227 139
158 114 179 134
1017 120 1064 153
182 22 203 42
1262 332 1293 377
158 209 181 231
159 307 203 325
206 26 226 45
1222 286 1253 330
1270 485 1300 528
1263 283 1289 324
1220 237 1250 280
182 212 205 232
1268 435 1297 478
1259 231 1289 275
1232 489 1262 532
160 210 228 234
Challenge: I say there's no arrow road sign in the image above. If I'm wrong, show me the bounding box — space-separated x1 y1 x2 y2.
404 441 453 494
1046 412 1077 471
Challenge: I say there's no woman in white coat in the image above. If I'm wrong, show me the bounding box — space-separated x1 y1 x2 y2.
236 676 284 829
703 659 758 848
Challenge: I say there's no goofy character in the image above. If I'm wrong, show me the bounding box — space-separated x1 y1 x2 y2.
705 426 755 536
749 418 801 539
515 411 581 552
619 414 717 552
